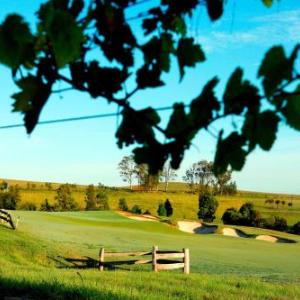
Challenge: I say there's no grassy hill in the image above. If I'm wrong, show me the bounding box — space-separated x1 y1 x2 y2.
1 210 300 299
2 178 298 225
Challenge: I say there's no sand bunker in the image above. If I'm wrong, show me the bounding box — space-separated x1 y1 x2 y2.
118 211 158 222
221 228 248 238
255 235 278 243
255 235 295 243
222 228 295 243
177 221 217 234
177 221 296 243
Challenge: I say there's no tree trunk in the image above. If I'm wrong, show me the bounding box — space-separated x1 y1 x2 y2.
164 180 169 192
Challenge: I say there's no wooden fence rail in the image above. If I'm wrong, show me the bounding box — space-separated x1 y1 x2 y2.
0 209 17 230
99 245 189 274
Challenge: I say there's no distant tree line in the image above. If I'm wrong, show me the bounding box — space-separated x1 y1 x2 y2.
222 203 300 235
0 181 21 210
265 198 293 209
117 197 174 219
118 155 177 192
183 160 237 195
26 183 111 212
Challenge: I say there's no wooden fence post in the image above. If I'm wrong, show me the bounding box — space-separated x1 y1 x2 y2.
183 248 190 274
99 247 105 271
152 245 158 272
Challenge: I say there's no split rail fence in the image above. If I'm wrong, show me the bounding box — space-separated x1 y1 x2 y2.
99 245 189 274
0 209 17 229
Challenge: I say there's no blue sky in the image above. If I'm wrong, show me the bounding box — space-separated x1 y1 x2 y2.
0 0 299 193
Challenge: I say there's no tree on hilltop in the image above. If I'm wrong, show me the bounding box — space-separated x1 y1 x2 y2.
183 161 214 193
55 184 77 211
161 162 177 192
85 184 97 210
96 191 110 210
118 155 136 190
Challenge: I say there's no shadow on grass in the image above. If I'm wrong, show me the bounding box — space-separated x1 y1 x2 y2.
0 276 132 300
52 256 151 272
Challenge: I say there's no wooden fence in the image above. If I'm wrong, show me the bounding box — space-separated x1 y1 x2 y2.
99 245 189 274
0 209 17 229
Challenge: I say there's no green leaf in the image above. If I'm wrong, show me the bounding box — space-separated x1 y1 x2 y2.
242 110 279 151
11 76 37 112
165 103 189 138
177 37 205 81
190 77 220 128
262 0 273 7
257 111 279 150
214 132 247 175
282 85 300 131
258 46 298 98
116 108 160 148
45 9 83 68
224 68 260 114
136 64 164 89
86 61 127 98
0 14 35 69
170 16 187 35
206 0 224 21
133 143 167 174
11 75 52 134
141 34 174 73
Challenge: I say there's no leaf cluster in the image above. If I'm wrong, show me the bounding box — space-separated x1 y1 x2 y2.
0 0 299 177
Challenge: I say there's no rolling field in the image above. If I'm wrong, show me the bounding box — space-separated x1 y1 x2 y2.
15 185 300 225
0 210 300 299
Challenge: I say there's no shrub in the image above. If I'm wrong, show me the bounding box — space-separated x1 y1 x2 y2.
262 216 288 231
164 199 173 217
197 192 218 223
239 202 261 226
272 216 288 231
131 205 142 214
20 202 37 211
222 208 240 225
40 199 55 212
118 198 128 211
157 203 167 217
85 184 96 210
96 192 110 210
292 221 300 235
222 182 237 195
0 186 21 210
144 209 151 215
55 184 78 211
0 181 8 191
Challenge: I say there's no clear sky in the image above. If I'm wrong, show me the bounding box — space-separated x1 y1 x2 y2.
0 0 299 193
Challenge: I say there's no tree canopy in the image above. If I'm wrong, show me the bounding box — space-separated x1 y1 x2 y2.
0 0 299 176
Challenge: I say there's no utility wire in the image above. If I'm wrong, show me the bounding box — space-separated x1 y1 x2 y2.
0 105 188 130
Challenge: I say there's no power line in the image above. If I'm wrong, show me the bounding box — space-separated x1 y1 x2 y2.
0 105 184 130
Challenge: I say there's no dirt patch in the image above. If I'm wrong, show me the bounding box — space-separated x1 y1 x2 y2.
117 211 158 222
177 221 217 234
221 228 248 238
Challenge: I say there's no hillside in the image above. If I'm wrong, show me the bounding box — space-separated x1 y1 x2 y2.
1 210 300 299
2 178 300 225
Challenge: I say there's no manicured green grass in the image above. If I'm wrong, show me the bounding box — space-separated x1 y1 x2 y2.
2 268 300 300
1 210 300 299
